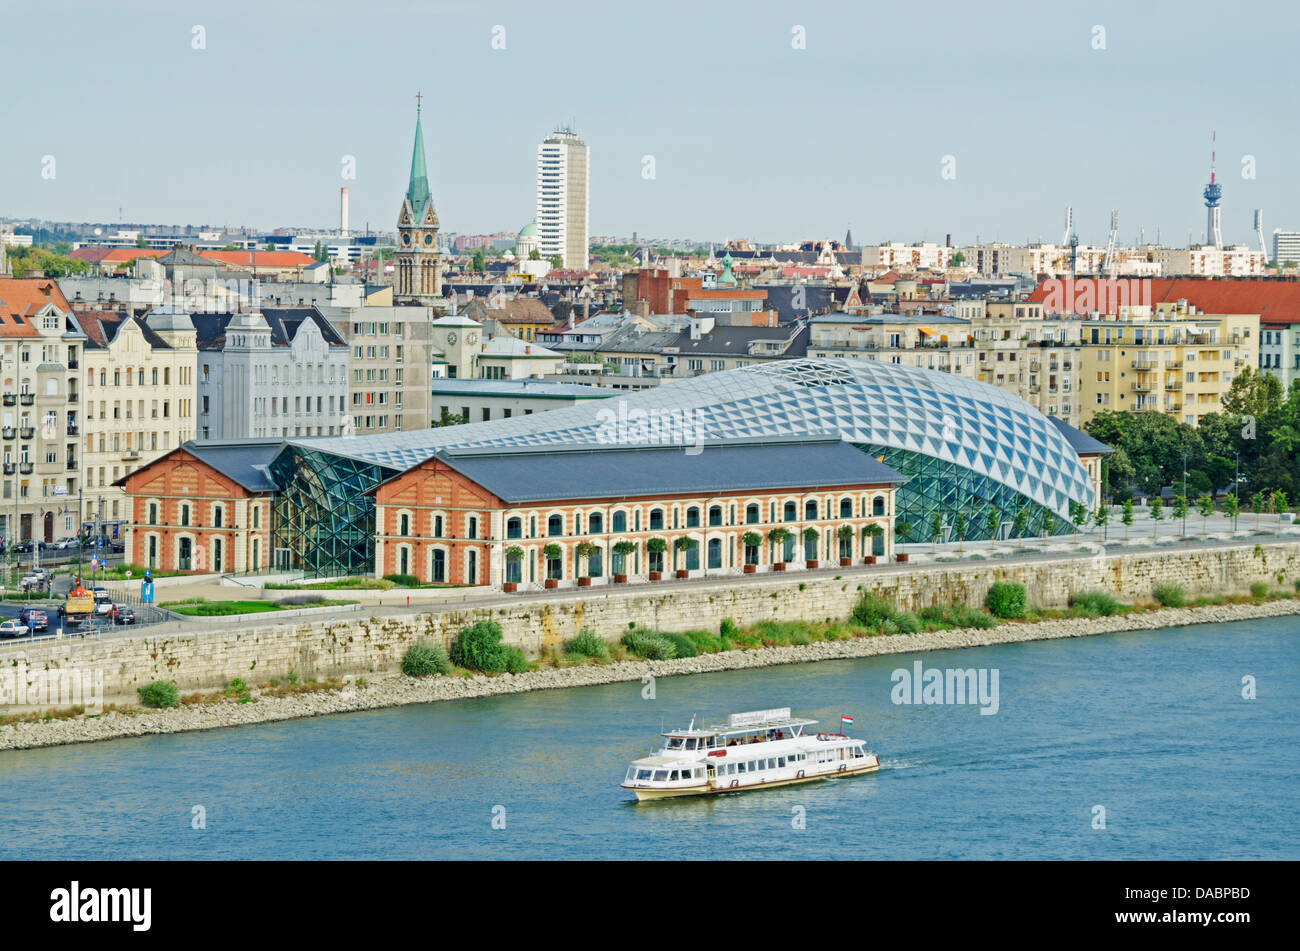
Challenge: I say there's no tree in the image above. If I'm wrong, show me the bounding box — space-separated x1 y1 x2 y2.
863 523 884 558
952 511 968 552
503 545 524 584
672 536 697 571
1250 491 1266 531
542 543 563 579
1221 492 1240 532
612 539 636 575
766 527 790 565
1042 511 1057 540
432 408 466 427
1269 490 1289 530
549 254 563 271
987 509 1002 547
741 531 762 565
471 249 485 272
574 540 598 580
1171 495 1189 536
528 248 541 260
1121 498 1134 540
1149 496 1164 538
929 510 944 552
1069 501 1088 534
1012 507 1030 547
951 251 966 267
1093 502 1109 541
836 524 854 560
1196 495 1215 538
1221 367 1283 422
893 521 913 551
646 536 668 574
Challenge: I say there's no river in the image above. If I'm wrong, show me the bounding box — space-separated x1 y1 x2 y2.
1 616 1296 860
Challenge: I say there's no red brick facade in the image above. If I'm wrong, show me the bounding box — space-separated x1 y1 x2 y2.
373 457 895 589
121 450 272 574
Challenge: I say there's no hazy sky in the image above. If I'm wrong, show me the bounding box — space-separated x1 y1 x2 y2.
3 0 1298 246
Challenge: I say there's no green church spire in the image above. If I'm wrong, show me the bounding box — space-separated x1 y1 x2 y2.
406 95 430 212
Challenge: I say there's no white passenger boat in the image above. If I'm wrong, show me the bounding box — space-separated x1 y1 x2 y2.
621 707 880 801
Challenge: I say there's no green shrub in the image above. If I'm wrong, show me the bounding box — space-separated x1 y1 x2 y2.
684 629 726 653
401 641 451 677
984 582 1027 619
1069 590 1119 617
950 605 996 629
719 617 739 639
137 680 179 708
285 669 301 685
918 605 947 622
565 629 610 660
1250 581 1270 599
878 619 900 636
620 629 675 660
1152 583 1186 608
450 620 511 673
501 646 530 674
383 573 420 588
851 593 898 627
224 677 250 700
660 632 699 658
893 611 922 634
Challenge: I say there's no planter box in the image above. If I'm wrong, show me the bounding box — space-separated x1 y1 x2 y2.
864 555 877 565
743 564 757 574
895 553 909 563
773 563 786 572
544 579 559 589
675 569 689 579
613 574 628 584
839 557 851 567
577 577 591 587
648 571 662 581
502 582 518 593
805 560 819 569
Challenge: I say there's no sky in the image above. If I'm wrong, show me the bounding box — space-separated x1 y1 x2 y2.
3 0 1299 247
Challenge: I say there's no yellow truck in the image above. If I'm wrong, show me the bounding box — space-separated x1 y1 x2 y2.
62 579 96 628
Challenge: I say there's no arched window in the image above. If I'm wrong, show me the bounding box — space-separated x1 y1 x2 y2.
547 514 563 536
148 502 157 524
783 501 797 522
180 504 190 527
686 506 700 528
399 513 410 536
588 512 603 534
649 508 664 531
745 503 760 524
506 517 522 539
612 511 627 533
707 538 722 569
839 497 853 518
708 505 723 527
872 495 886 516
433 515 444 537
468 516 478 539
252 506 260 529
805 500 818 520
213 506 224 528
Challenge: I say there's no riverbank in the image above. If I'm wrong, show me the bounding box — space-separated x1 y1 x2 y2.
3 596 1297 752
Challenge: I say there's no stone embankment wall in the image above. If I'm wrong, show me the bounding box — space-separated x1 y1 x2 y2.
4 542 1298 710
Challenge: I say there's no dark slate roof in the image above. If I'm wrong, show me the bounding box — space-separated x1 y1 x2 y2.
1047 416 1113 455
664 323 810 358
402 436 905 504
74 311 172 350
192 307 347 350
111 440 282 492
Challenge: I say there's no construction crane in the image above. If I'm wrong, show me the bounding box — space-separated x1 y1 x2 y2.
1102 209 1119 275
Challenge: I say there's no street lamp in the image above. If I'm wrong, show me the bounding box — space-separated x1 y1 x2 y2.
1181 451 1189 538
1233 450 1240 531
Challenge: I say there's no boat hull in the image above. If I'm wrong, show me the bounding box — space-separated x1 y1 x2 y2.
624 756 879 801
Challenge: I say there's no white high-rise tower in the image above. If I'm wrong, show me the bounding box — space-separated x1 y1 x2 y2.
536 127 589 270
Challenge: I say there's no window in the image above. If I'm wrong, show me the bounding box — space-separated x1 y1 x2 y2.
708 505 722 527
685 506 700 528
213 506 223 528
612 511 627 533
547 514 563 537
783 501 797 522
507 517 522 539
872 496 885 516
649 508 664 531
745 503 760 524
180 504 190 527
588 512 602 534
805 500 818 520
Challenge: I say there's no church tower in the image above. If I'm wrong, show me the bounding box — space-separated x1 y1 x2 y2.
395 96 441 300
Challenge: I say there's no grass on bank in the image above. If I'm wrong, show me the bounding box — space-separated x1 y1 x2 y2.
160 597 356 616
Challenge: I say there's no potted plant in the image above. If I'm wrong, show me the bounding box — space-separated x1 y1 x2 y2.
767 527 790 571
612 540 636 583
741 531 762 572
802 525 821 568
502 545 523 592
836 524 854 566
574 540 598 587
542 543 562 588
862 523 884 564
673 537 697 579
894 521 913 562
646 537 667 581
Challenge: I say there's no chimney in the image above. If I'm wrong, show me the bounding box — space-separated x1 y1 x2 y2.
340 187 350 237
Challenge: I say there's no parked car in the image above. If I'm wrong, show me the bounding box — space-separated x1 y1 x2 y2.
18 608 48 632
110 605 136 625
0 620 28 638
53 537 79 551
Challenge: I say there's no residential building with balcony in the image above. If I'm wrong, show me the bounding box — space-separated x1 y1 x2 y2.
806 312 976 378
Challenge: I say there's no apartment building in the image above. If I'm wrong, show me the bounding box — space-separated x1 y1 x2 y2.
1258 320 1300 392
1075 306 1259 427
806 312 977 379
77 306 197 538
194 308 348 440
536 128 589 270
326 303 436 433
0 278 83 544
970 301 1081 426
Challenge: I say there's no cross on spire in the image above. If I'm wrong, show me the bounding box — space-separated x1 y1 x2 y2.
416 90 422 114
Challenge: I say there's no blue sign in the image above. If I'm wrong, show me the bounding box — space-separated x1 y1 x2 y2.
141 580 154 604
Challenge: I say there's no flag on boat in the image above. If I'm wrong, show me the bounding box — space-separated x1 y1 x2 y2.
841 715 854 725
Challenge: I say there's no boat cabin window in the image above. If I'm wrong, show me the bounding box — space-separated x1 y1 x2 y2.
653 770 669 781
665 737 685 750
636 769 652 780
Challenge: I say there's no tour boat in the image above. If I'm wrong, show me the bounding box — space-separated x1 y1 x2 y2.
621 707 880 801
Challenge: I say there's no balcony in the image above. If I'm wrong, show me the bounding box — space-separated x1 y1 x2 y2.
66 460 77 471
0 427 12 440
122 450 140 461
1165 380 1183 390
1130 382 1154 393
1168 360 1183 369
2 395 14 407
67 360 79 370
67 393 78 403
19 427 34 440
0 463 12 475
19 394 33 406
66 424 78 436
1131 358 1159 369
18 462 33 474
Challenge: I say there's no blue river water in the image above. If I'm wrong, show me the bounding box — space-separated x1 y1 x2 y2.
1 616 1296 860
